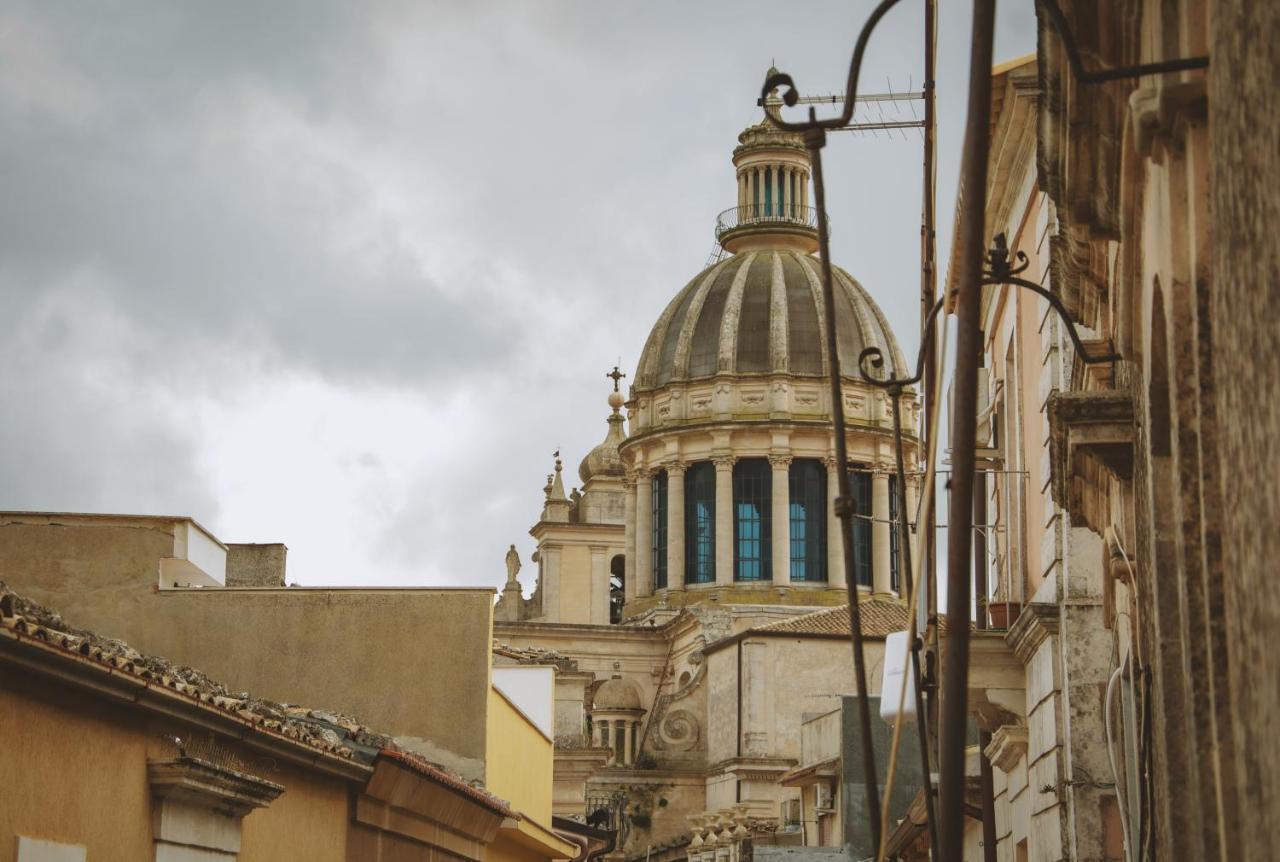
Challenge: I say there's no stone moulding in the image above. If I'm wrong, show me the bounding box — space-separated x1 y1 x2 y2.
1047 389 1135 532
1005 601 1060 666
148 756 284 816
984 725 1029 773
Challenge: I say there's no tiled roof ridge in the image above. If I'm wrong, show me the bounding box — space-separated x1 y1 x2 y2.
377 747 516 817
0 581 510 812
753 597 912 637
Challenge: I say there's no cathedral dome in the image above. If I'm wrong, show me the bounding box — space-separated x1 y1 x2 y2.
633 250 907 391
593 676 642 711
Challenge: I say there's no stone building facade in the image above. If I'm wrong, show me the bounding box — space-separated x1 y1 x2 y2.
931 2 1280 860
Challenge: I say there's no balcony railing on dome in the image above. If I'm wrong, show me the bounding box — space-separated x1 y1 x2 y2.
714 204 824 240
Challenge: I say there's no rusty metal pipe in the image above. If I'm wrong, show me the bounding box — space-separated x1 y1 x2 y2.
939 0 996 855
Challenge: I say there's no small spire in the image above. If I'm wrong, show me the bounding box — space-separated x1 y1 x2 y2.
549 455 567 501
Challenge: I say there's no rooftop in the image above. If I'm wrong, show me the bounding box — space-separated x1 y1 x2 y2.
0 580 513 815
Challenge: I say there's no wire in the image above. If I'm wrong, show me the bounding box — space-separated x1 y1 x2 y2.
875 303 952 862
1105 663 1133 862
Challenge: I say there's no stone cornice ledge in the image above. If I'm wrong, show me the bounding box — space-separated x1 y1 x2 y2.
1005 602 1059 665
984 725 1029 773
148 756 284 816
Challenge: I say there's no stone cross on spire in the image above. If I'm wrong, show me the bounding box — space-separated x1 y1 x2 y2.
606 365 626 392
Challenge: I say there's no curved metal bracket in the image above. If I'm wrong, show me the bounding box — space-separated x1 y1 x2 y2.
856 233 1119 395
762 0 906 133
1037 0 1208 84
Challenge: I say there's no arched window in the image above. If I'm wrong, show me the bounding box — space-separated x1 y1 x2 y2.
849 468 873 587
684 462 715 584
734 458 772 581
652 470 668 589
789 459 827 582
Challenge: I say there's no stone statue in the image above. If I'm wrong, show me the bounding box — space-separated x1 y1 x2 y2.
504 544 521 586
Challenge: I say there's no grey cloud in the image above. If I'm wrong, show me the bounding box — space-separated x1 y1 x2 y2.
0 0 1034 586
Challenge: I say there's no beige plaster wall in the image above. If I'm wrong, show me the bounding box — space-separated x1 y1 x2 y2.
0 664 350 862
0 518 495 780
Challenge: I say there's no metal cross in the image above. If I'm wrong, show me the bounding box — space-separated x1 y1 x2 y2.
606 366 626 392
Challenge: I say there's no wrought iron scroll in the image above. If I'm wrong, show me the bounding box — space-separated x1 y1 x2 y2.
1037 0 1209 85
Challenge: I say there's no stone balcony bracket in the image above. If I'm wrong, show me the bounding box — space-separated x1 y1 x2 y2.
984 725 1030 773
1047 390 1135 532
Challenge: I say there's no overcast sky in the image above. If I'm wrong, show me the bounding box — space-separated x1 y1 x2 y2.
1 2 1033 589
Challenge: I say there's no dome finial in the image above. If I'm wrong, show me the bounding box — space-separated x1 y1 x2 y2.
606 364 626 412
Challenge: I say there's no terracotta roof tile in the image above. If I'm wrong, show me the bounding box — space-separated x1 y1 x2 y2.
0 581 507 807
754 598 921 638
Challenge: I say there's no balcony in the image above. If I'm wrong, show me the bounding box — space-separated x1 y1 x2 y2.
714 204 824 252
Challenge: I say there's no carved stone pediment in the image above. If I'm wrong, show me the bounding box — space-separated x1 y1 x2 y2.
1047 390 1135 532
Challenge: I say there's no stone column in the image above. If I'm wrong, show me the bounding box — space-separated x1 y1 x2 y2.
770 166 779 216
872 470 892 594
590 545 609 625
618 721 629 766
801 172 809 210
666 463 686 591
624 474 637 604
714 457 735 586
826 458 846 588
770 455 792 584
635 472 653 597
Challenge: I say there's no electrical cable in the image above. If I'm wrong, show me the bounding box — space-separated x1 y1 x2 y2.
1105 662 1133 862
874 307 952 862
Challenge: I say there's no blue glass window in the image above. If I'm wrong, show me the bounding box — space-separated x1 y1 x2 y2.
684 462 716 585
764 167 774 216
652 470 668 589
850 469 873 587
789 459 827 582
734 459 772 581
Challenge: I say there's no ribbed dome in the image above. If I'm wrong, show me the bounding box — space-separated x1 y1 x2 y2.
579 411 626 484
634 250 907 391
593 677 642 711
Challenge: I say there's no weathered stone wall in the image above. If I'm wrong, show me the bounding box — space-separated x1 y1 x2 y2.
1211 0 1280 857
226 542 287 587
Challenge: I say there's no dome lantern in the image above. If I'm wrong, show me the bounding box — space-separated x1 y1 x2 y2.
716 70 820 255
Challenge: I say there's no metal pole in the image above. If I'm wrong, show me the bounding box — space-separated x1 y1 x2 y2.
890 390 940 862
974 467 998 862
920 0 938 616
807 130 882 853
919 0 941 782
939 0 996 855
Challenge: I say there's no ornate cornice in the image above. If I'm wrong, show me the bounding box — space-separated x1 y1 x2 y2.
1005 601 1059 664
984 724 1029 773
